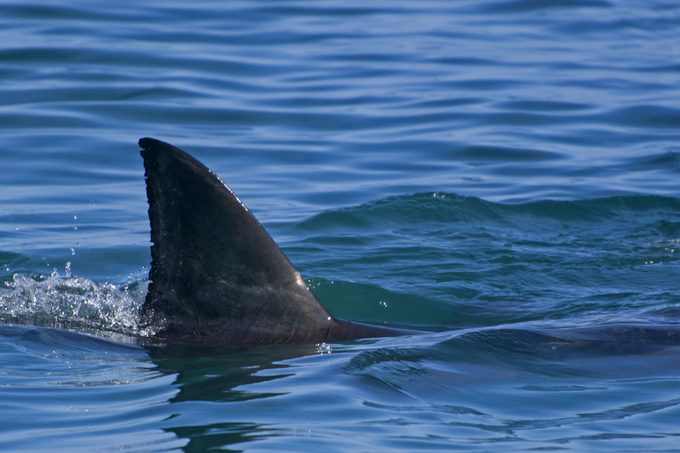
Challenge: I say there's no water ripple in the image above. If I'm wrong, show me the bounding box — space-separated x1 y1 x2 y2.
1 0 680 451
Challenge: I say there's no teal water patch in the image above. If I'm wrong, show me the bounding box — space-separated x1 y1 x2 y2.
289 194 680 327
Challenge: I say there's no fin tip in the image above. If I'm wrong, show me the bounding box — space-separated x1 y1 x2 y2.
139 137 160 150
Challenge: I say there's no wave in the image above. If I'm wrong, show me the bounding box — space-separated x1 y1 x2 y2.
294 193 680 232
292 193 680 329
1 193 679 338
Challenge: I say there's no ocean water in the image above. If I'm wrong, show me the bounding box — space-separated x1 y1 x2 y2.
1 0 680 451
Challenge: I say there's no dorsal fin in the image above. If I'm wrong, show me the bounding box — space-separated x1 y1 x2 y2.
139 137 402 346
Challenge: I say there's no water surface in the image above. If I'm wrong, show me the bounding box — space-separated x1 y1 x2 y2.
1 0 679 451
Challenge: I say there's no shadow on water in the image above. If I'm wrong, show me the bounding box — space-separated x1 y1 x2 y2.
145 342 322 451
148 342 317 403
169 422 272 453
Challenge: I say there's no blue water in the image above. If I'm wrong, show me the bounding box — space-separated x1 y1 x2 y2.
1 0 680 450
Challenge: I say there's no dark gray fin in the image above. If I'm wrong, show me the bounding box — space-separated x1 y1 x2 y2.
139 137 403 346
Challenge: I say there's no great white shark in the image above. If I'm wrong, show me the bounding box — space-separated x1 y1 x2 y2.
139 137 409 346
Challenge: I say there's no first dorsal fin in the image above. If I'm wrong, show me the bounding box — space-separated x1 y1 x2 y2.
139 137 342 345
139 138 406 346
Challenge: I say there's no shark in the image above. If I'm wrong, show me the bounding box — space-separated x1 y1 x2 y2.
138 138 408 346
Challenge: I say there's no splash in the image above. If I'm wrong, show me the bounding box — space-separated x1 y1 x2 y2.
0 264 149 338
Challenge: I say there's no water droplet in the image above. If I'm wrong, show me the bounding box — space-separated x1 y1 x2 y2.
316 343 332 354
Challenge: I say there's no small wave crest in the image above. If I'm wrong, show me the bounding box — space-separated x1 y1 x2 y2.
295 193 680 232
0 263 148 337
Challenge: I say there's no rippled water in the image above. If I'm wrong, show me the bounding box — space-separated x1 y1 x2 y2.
1 0 679 451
